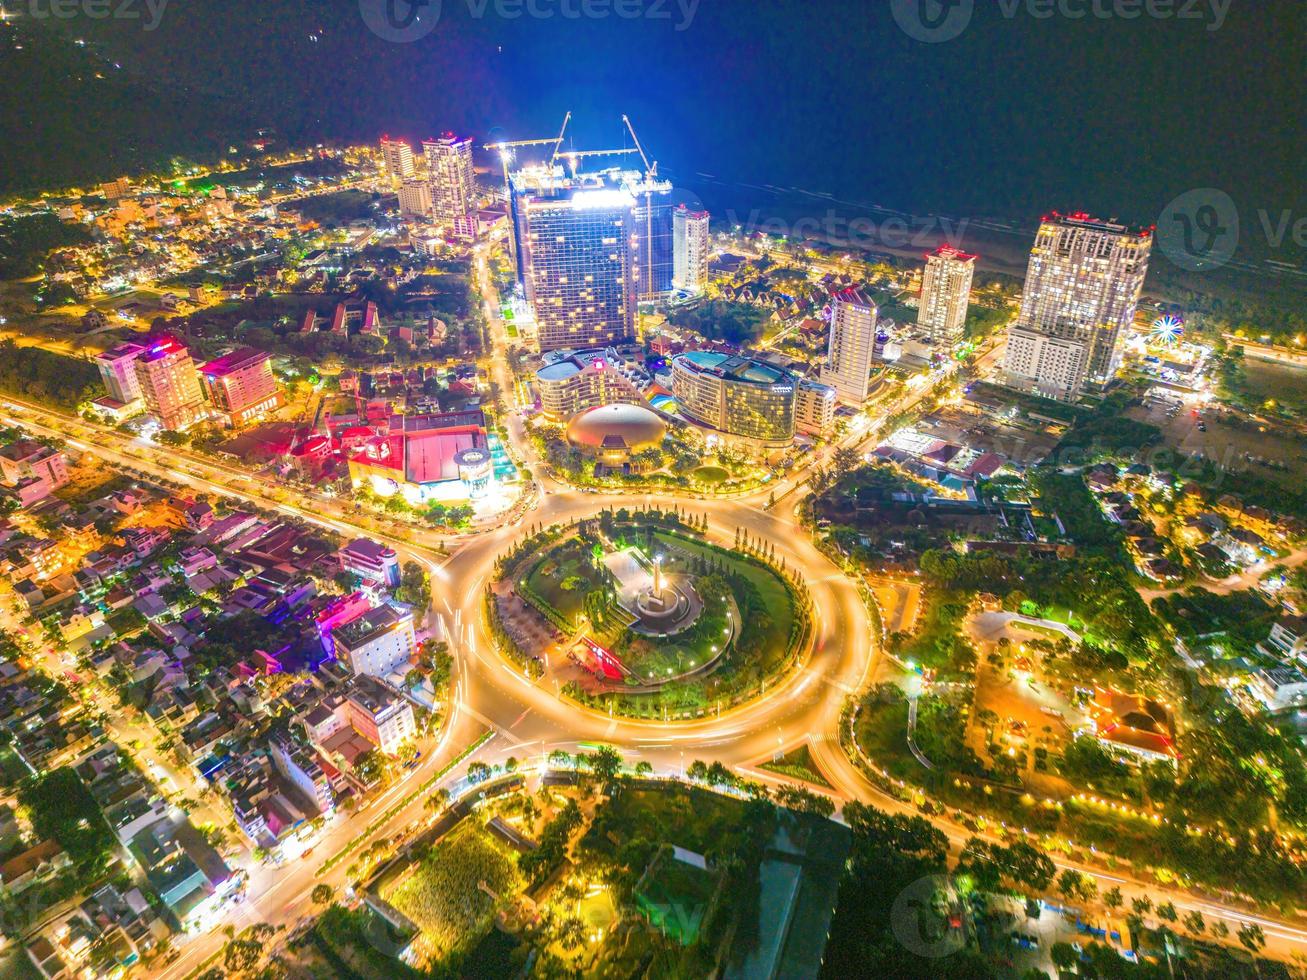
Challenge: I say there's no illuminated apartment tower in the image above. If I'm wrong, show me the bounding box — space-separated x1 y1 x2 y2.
423 134 476 223
133 337 207 431
199 348 284 427
918 244 977 345
1003 212 1152 400
379 137 415 185
509 168 648 351
820 288 878 405
672 205 710 293
96 340 146 405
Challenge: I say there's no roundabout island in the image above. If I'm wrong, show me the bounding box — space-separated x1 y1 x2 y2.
486 508 812 719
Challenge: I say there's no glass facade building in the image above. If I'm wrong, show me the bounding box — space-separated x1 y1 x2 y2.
671 350 796 447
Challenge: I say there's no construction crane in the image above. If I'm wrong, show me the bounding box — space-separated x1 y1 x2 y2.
558 147 641 174
621 114 657 179
483 111 572 199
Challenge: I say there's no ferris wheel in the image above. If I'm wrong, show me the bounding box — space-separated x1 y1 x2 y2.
1150 314 1185 345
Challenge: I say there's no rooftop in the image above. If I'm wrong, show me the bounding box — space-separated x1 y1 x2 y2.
199 347 270 377
676 350 791 387
334 604 408 651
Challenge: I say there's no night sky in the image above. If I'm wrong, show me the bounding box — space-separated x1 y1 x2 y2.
8 0 1304 226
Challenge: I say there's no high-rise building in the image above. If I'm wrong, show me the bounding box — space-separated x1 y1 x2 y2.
199 348 284 427
424 134 476 223
510 167 665 351
671 351 796 448
673 206 710 293
96 341 146 405
820 288 878 405
397 179 433 219
918 244 977 345
1002 212 1152 400
133 337 207 431
632 189 674 300
379 137 415 184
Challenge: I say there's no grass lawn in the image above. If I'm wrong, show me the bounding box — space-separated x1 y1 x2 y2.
854 696 915 782
383 821 523 957
653 532 795 671
759 744 833 789
523 537 604 625
691 465 729 484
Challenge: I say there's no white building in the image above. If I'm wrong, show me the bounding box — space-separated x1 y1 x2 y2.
1265 616 1307 664
424 134 476 224
333 605 415 679
379 137 415 184
345 676 416 755
1249 666 1307 712
535 347 645 421
96 341 146 405
820 288 878 405
1003 327 1089 401
397 179 433 219
794 378 837 437
1002 212 1152 400
672 205 710 294
918 244 976 345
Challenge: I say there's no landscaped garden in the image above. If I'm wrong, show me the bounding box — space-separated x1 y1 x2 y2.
382 819 524 961
492 509 810 719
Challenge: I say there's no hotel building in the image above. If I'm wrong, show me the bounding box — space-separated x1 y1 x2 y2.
1003 212 1152 400
820 288 878 405
510 166 670 350
199 348 283 427
671 350 796 448
918 244 977 345
133 337 207 431
424 134 476 224
333 604 416 679
534 347 644 421
672 205 710 294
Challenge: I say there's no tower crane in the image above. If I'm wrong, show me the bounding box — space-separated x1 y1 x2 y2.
483 111 572 198
621 114 657 179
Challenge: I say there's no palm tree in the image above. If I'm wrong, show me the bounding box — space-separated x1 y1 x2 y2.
1238 923 1266 960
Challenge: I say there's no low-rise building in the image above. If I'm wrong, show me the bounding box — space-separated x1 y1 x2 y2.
1265 615 1307 664
345 676 416 755
1249 665 1307 712
0 440 69 492
333 604 415 678
338 537 401 589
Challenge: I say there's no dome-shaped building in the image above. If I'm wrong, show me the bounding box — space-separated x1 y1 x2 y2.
565 403 666 464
